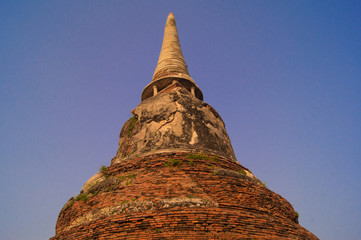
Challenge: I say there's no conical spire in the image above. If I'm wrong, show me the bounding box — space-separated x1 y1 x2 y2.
141 13 203 101
152 13 192 83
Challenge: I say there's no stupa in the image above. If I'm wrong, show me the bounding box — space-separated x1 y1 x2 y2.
51 13 318 239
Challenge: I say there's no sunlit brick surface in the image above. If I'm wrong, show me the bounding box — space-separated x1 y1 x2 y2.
51 153 317 239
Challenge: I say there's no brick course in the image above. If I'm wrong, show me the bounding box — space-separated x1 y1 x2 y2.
51 153 317 239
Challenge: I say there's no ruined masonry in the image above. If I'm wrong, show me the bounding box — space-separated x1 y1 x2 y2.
51 13 318 239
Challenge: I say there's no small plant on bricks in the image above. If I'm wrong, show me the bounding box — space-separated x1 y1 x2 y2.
164 158 183 167
128 114 138 137
75 193 89 202
188 159 195 166
99 165 110 178
187 153 219 161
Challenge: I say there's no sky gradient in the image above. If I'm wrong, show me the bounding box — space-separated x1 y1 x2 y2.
1 1 360 239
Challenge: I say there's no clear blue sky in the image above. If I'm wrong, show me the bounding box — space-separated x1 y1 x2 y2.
1 1 360 239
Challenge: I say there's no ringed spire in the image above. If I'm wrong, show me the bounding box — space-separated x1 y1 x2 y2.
141 13 203 101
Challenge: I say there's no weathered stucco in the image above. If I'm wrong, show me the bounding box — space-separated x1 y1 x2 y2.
112 82 237 165
82 172 106 193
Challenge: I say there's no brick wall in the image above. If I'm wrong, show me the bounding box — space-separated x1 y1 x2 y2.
51 153 317 239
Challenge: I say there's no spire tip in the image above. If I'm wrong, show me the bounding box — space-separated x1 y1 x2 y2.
141 13 203 101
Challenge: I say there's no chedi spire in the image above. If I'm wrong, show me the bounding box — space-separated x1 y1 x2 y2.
153 13 190 82
50 14 318 240
142 13 203 101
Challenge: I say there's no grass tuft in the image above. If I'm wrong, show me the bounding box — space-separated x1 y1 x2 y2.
128 115 138 137
164 158 183 167
186 153 211 160
75 193 89 202
99 165 110 178
295 211 299 220
186 153 219 161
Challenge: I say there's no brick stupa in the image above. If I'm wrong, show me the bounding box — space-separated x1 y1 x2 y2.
51 13 318 240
